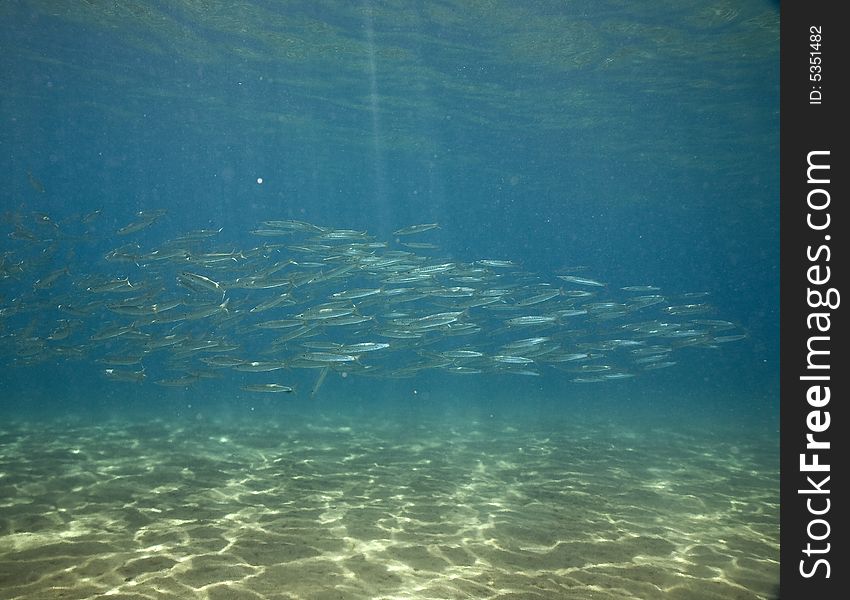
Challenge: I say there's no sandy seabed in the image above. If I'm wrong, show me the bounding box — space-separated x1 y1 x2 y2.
0 409 778 600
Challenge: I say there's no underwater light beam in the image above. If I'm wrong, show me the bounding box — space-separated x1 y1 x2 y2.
363 2 388 216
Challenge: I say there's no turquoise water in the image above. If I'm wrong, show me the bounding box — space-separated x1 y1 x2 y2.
2 2 778 598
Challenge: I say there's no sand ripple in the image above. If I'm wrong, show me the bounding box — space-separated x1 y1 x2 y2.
0 414 778 599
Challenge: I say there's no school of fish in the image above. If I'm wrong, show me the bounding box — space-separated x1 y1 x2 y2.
1 209 747 396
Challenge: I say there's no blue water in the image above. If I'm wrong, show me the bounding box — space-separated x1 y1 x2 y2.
1 2 778 598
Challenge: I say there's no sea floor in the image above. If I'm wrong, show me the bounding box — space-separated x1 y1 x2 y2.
0 405 778 600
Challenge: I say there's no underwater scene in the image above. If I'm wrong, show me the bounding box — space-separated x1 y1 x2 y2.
1 1 778 599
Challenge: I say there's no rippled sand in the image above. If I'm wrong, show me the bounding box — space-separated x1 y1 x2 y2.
0 410 778 599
